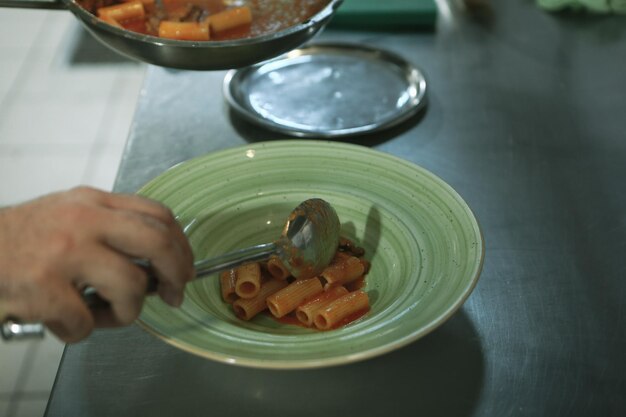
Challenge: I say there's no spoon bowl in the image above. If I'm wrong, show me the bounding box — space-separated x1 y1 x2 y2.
275 198 341 279
193 198 340 279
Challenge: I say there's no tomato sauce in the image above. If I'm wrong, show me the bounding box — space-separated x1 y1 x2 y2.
222 234 370 332
345 276 366 292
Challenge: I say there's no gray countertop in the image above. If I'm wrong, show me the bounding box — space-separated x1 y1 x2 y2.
46 1 626 416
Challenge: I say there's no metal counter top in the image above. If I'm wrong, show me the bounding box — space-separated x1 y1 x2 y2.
46 1 626 416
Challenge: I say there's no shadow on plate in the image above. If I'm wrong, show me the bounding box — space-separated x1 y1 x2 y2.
341 204 382 257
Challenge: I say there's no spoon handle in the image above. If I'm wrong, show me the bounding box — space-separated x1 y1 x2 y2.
0 243 278 341
85 242 278 308
194 242 277 278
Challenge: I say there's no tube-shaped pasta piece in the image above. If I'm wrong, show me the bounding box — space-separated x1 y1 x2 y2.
220 269 238 303
99 15 123 29
126 0 154 6
233 279 288 321
295 286 349 326
314 290 369 330
209 6 252 34
360 258 371 275
97 0 145 21
266 256 290 280
321 253 366 289
234 262 262 299
266 278 323 318
158 21 210 41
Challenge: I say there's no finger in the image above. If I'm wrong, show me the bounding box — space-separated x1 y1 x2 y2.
2 275 95 343
90 304 139 329
74 246 148 327
101 192 177 224
100 210 193 305
37 287 95 343
69 187 194 271
103 194 195 273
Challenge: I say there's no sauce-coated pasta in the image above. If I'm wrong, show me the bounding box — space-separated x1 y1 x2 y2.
221 236 371 330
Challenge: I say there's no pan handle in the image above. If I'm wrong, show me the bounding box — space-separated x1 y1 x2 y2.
0 0 65 10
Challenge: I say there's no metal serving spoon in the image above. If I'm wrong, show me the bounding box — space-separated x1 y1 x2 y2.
1 198 340 340
194 198 340 279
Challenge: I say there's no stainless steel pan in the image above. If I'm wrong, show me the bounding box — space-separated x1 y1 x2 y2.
0 0 343 70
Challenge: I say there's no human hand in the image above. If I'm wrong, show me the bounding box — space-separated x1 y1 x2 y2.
0 187 195 342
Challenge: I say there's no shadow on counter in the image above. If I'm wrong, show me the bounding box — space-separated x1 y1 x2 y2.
227 103 429 148
74 308 484 417
65 25 141 66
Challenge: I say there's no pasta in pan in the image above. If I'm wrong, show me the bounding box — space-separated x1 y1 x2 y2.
221 237 371 330
77 0 330 41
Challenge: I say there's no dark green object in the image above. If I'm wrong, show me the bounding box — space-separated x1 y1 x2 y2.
330 0 438 30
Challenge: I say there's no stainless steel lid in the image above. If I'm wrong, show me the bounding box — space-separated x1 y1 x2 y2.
223 43 427 138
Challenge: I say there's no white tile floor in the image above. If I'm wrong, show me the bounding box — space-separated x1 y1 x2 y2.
0 9 146 417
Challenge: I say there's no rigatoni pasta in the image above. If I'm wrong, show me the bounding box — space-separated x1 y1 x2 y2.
233 262 262 299
313 290 370 330
158 20 210 41
266 278 323 318
296 286 349 326
219 269 238 303
320 252 366 290
208 6 252 34
266 256 290 280
221 236 371 331
233 279 288 321
97 0 145 22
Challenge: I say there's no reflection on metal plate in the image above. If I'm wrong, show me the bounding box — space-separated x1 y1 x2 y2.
223 43 427 138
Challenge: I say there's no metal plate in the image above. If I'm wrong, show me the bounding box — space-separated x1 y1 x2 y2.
223 43 427 137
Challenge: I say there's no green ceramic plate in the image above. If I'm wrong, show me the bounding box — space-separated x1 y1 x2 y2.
137 141 484 369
